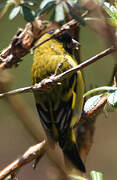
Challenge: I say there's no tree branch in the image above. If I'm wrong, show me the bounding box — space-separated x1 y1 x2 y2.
77 96 107 162
0 19 78 71
0 45 114 166
0 46 114 179
0 46 115 98
0 140 46 180
0 12 116 179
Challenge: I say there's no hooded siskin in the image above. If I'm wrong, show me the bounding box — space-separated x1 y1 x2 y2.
32 31 85 172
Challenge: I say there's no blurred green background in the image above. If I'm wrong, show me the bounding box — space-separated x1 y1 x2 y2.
0 7 117 180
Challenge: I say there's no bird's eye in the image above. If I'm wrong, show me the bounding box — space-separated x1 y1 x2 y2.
48 30 55 34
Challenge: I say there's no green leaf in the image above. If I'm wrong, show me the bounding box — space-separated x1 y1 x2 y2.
84 94 103 113
68 0 77 6
115 0 117 8
40 0 55 9
107 89 117 107
66 2 85 26
9 6 21 20
107 18 117 27
84 86 117 97
91 171 103 180
55 3 65 22
70 14 85 26
21 5 35 22
95 0 104 5
36 1 56 16
49 8 55 22
22 1 35 6
104 2 117 19
62 1 69 13
0 1 13 18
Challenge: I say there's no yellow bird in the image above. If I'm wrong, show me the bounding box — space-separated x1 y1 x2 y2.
32 30 85 172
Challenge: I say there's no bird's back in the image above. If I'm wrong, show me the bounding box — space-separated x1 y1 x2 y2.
32 33 82 137
32 32 85 172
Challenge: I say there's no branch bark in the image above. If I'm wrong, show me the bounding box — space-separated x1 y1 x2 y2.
0 46 115 98
78 96 107 161
0 45 115 165
0 140 46 180
0 13 116 180
0 19 78 71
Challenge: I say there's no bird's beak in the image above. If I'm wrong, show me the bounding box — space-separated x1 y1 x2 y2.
72 39 81 47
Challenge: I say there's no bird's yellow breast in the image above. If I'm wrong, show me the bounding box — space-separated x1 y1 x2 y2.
31 32 85 172
32 33 77 84
32 33 84 129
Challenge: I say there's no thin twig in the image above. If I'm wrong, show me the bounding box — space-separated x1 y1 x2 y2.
0 140 46 180
31 13 89 51
31 19 77 51
53 46 115 80
0 47 114 180
0 19 78 71
0 46 115 98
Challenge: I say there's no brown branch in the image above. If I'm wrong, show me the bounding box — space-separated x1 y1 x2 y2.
0 19 78 71
52 46 115 81
0 11 89 71
0 140 46 180
78 96 107 162
0 19 48 70
0 46 115 165
0 48 114 178
0 93 108 180
0 46 115 98
0 14 116 179
31 19 78 50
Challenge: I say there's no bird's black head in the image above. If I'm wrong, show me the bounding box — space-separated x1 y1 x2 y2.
56 32 73 54
48 30 76 54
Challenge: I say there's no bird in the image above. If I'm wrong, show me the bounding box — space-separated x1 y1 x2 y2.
32 30 85 172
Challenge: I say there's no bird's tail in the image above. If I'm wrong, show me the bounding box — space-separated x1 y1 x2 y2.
59 129 86 173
